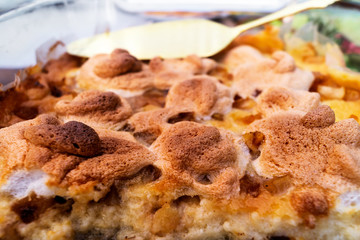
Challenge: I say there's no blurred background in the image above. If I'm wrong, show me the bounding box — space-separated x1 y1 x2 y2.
0 0 359 84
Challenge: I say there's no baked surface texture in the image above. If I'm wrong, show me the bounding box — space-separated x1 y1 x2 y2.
1 28 360 240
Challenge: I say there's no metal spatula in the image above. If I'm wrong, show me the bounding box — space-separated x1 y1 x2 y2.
67 0 337 60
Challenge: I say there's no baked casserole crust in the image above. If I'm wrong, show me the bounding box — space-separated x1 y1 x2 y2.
1 27 360 240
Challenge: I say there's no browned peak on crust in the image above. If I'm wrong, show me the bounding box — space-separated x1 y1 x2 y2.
23 120 101 157
55 90 133 129
93 49 142 78
327 145 360 184
290 187 329 228
127 108 194 145
166 76 216 115
56 90 121 113
64 137 156 186
0 115 71 182
151 121 250 198
271 51 296 73
165 76 232 119
257 87 321 117
232 51 314 98
77 50 154 93
300 105 335 128
0 115 55 179
221 45 263 71
41 127 157 189
150 55 217 90
155 121 235 172
248 106 360 192
77 52 217 95
34 114 61 125
0 115 157 195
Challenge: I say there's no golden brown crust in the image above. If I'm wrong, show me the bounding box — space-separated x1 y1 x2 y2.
166 76 216 115
327 145 360 184
256 87 321 117
221 45 263 71
0 115 58 180
165 76 233 119
151 121 249 198
93 49 142 78
232 51 314 98
248 106 360 192
157 122 236 172
64 137 156 186
0 115 157 192
42 154 84 183
150 55 217 90
42 129 139 185
127 108 194 145
300 105 335 128
55 90 133 129
78 50 154 93
23 121 101 157
77 50 218 96
3 30 360 240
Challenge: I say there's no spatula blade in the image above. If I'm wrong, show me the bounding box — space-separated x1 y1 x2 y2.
67 19 236 59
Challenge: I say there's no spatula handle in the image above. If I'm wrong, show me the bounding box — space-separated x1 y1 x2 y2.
234 0 338 33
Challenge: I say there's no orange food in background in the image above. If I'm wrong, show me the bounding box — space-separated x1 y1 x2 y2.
214 26 360 128
233 25 284 54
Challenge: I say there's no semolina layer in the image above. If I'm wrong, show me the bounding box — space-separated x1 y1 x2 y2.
0 182 359 240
